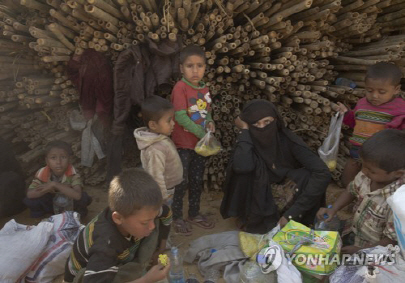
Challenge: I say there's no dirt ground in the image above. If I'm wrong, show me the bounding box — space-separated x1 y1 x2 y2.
0 182 351 282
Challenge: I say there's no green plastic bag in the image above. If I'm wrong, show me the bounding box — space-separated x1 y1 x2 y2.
273 220 342 276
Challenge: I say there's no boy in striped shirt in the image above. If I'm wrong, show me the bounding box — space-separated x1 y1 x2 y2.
64 168 171 283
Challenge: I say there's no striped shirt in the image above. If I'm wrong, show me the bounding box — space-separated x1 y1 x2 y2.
28 165 82 190
343 97 405 147
64 205 172 283
346 172 404 248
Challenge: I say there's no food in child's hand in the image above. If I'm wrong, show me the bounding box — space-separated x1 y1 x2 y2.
195 144 221 157
326 160 337 171
158 254 169 266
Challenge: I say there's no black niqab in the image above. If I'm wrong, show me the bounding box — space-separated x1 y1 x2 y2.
240 99 306 182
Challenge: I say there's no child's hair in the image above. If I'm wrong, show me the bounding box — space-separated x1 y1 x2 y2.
108 168 162 217
44 140 73 157
359 129 405 172
366 62 402 86
179 45 206 64
141 95 174 126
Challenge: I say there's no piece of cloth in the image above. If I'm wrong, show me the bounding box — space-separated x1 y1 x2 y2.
172 149 206 220
171 78 213 149
25 165 91 218
0 138 25 217
81 118 106 167
134 127 183 200
343 97 405 147
343 171 404 248
184 231 248 283
221 100 330 234
67 49 114 126
64 205 172 283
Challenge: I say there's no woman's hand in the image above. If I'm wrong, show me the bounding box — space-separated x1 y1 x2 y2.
235 116 249 130
278 216 288 228
206 121 216 133
336 102 348 115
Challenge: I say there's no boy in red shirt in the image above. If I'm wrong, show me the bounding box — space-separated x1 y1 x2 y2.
170 45 215 235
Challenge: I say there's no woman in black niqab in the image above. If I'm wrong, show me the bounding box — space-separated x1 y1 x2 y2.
220 99 330 234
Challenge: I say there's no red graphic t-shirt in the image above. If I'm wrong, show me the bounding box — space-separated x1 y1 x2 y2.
171 79 211 149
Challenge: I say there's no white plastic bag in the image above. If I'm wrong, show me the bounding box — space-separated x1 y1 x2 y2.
318 113 343 171
0 220 53 283
387 185 405 258
195 131 221 157
25 212 84 283
256 225 303 283
330 245 405 283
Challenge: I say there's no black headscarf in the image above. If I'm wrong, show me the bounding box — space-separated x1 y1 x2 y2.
240 99 306 182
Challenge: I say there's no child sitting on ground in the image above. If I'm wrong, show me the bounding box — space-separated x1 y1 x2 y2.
134 95 183 205
338 62 405 187
64 168 171 283
170 45 216 235
24 140 91 218
317 129 405 255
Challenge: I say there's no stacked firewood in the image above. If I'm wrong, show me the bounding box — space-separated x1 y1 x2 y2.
1 0 405 188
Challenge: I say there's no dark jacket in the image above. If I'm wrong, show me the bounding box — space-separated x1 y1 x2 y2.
112 38 182 135
0 138 25 217
220 130 330 234
106 38 181 182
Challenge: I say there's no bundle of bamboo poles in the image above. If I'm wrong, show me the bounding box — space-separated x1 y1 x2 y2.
1 0 405 188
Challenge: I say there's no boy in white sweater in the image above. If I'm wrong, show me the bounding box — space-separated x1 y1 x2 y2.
134 95 183 204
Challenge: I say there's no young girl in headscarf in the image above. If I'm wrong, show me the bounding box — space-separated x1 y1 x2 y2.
220 99 331 234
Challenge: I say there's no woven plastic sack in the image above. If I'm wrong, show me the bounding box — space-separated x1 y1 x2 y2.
318 113 343 171
195 131 221 157
0 220 54 283
25 212 84 283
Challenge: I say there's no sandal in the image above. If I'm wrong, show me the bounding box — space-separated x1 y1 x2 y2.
186 214 215 229
173 219 192 236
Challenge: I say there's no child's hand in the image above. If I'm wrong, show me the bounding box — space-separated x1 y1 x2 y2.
37 182 56 194
206 121 216 133
316 207 336 222
336 102 348 114
341 245 361 255
235 116 249 130
142 263 170 283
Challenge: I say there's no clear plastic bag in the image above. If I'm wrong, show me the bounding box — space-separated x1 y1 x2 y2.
195 131 221 157
318 113 344 171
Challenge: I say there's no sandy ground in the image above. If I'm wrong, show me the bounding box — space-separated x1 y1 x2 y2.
0 183 351 282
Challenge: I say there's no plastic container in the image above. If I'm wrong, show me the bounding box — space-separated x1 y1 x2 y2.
335 77 357 89
169 247 185 283
203 268 220 283
315 205 341 231
239 261 276 283
53 193 73 214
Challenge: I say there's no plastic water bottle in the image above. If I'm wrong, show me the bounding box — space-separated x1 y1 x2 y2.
53 193 73 214
169 247 185 283
315 205 341 231
335 77 357 89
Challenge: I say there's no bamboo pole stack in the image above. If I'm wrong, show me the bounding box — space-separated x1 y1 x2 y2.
1 0 405 187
